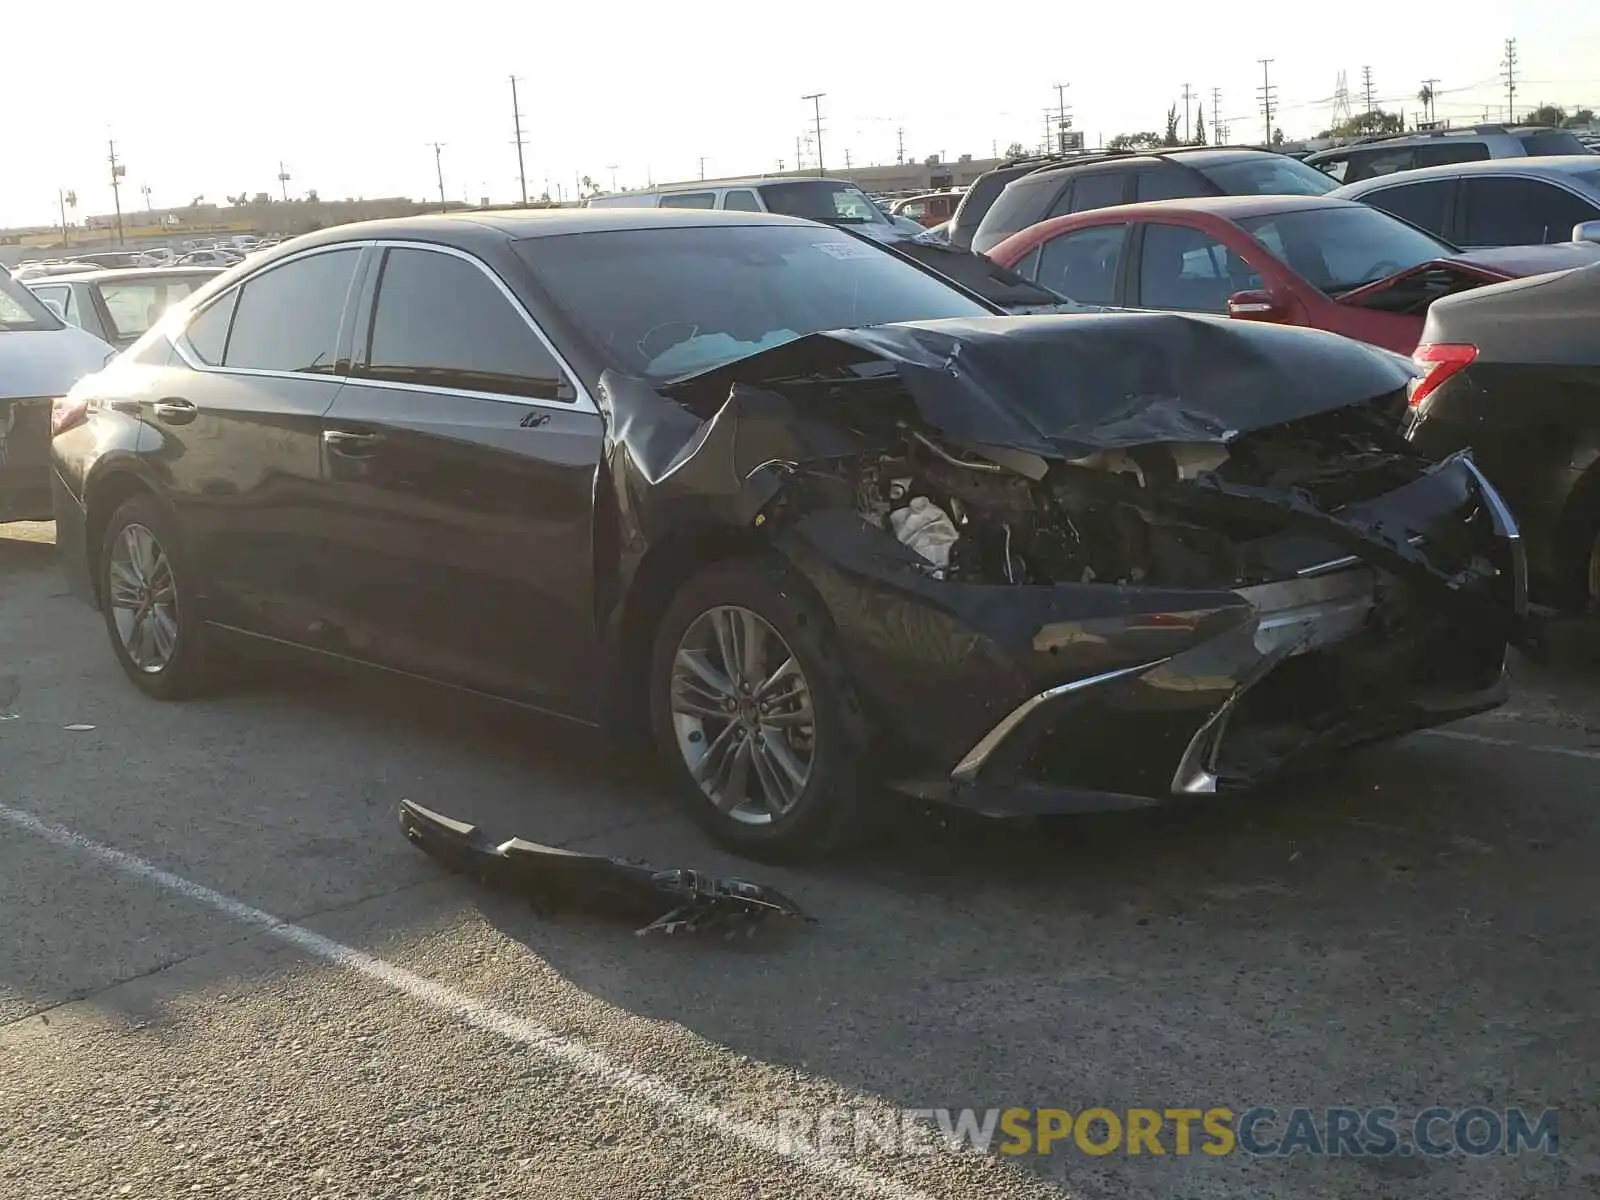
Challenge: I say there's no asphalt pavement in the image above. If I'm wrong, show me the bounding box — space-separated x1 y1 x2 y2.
3 521 1598 1200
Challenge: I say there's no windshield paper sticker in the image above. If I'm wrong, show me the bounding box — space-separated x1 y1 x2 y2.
814 241 877 260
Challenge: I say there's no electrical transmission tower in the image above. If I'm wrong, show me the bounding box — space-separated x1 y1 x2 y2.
1257 59 1277 145
1332 70 1353 129
1361 65 1376 113
1501 38 1518 123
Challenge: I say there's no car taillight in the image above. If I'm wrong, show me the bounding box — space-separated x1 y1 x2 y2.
1408 343 1478 410
51 397 90 436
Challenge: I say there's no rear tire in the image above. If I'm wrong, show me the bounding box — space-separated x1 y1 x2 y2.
648 556 870 861
98 495 215 700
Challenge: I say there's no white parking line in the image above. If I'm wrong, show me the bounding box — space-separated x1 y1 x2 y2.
1422 729 1600 761
0 802 942 1200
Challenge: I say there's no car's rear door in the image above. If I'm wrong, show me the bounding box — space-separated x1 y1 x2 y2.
151 245 363 638
315 242 605 714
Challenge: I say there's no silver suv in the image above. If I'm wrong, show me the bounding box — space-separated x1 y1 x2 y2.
1305 124 1591 184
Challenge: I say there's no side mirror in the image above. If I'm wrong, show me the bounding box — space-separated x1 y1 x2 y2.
1572 220 1600 246
1226 289 1288 322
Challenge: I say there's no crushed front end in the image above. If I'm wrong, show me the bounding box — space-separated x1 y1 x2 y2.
608 314 1526 815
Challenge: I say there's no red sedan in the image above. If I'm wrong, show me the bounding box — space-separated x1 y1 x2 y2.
985 195 1600 354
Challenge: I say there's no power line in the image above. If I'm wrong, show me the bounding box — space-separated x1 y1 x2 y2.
801 92 826 177
509 76 528 205
1502 38 1518 122
1257 59 1277 144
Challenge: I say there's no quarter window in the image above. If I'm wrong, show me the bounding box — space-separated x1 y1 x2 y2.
660 192 716 209
1067 173 1128 214
1035 224 1126 305
183 289 238 366
222 249 358 373
361 248 575 401
32 285 76 326
722 190 761 212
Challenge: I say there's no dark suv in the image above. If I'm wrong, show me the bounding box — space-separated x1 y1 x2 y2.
966 148 1337 254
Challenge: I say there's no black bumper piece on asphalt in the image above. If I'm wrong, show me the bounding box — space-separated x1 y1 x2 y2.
398 800 812 936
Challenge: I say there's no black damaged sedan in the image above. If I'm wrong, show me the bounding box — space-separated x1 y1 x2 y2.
52 209 1526 857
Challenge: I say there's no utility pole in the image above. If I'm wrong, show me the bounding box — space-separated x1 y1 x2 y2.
801 93 825 176
843 148 852 171
277 161 291 202
141 184 152 212
897 126 905 164
1054 82 1071 152
510 76 528 205
1421 78 1440 125
430 142 446 211
1361 65 1376 113
796 135 805 173
1212 87 1225 143
1257 59 1277 146
605 164 618 192
1502 38 1518 123
107 140 126 247
698 156 708 180
1181 83 1194 143
1042 108 1054 155
58 188 76 248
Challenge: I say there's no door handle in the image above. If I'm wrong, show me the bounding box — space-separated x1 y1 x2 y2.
152 397 196 425
323 429 383 458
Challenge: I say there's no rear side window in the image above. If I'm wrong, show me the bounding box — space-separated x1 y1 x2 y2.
660 192 716 209
1343 148 1417 183
722 190 761 212
1137 223 1259 313
1034 224 1126 305
361 248 574 401
223 248 358 373
1519 131 1589 156
1413 142 1489 168
1460 178 1600 245
972 176 1057 252
1361 179 1454 239
1069 172 1130 213
1136 167 1198 201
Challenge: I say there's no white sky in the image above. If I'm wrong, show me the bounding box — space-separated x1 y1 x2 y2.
4 0 1596 228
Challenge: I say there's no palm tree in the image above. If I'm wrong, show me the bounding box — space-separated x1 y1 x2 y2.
1417 84 1435 125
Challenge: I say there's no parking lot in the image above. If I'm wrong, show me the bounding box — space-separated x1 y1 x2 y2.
3 518 1598 1199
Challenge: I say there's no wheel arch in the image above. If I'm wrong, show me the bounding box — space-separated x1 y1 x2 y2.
82 469 163 607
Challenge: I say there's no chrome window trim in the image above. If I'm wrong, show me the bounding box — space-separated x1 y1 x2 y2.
167 238 597 416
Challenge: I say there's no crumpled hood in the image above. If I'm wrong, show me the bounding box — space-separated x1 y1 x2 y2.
671 312 1415 460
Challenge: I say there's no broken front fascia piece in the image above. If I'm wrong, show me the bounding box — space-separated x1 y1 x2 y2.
890 496 960 574
398 801 812 936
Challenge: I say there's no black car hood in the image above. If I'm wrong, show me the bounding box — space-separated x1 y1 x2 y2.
666 312 1415 460
886 239 1094 313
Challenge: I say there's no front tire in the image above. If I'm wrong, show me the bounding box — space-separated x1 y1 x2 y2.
98 495 214 699
648 557 869 861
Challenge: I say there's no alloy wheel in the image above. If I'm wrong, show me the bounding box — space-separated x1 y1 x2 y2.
108 523 180 673
670 605 816 825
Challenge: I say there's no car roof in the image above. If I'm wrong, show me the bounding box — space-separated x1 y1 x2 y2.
281 207 821 254
33 266 226 284
651 177 855 193
1091 194 1361 219
1334 155 1600 191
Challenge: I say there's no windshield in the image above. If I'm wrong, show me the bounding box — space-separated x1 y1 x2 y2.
1 272 64 332
516 224 988 380
1199 155 1339 197
1238 204 1453 294
756 181 889 225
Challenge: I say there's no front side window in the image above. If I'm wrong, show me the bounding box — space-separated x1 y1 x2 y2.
1361 179 1454 239
722 190 761 212
1035 224 1127 305
1460 178 1600 245
1137 224 1259 313
360 248 574 401
515 224 987 381
222 248 358 373
1239 205 1451 294
661 192 716 210
98 278 210 342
